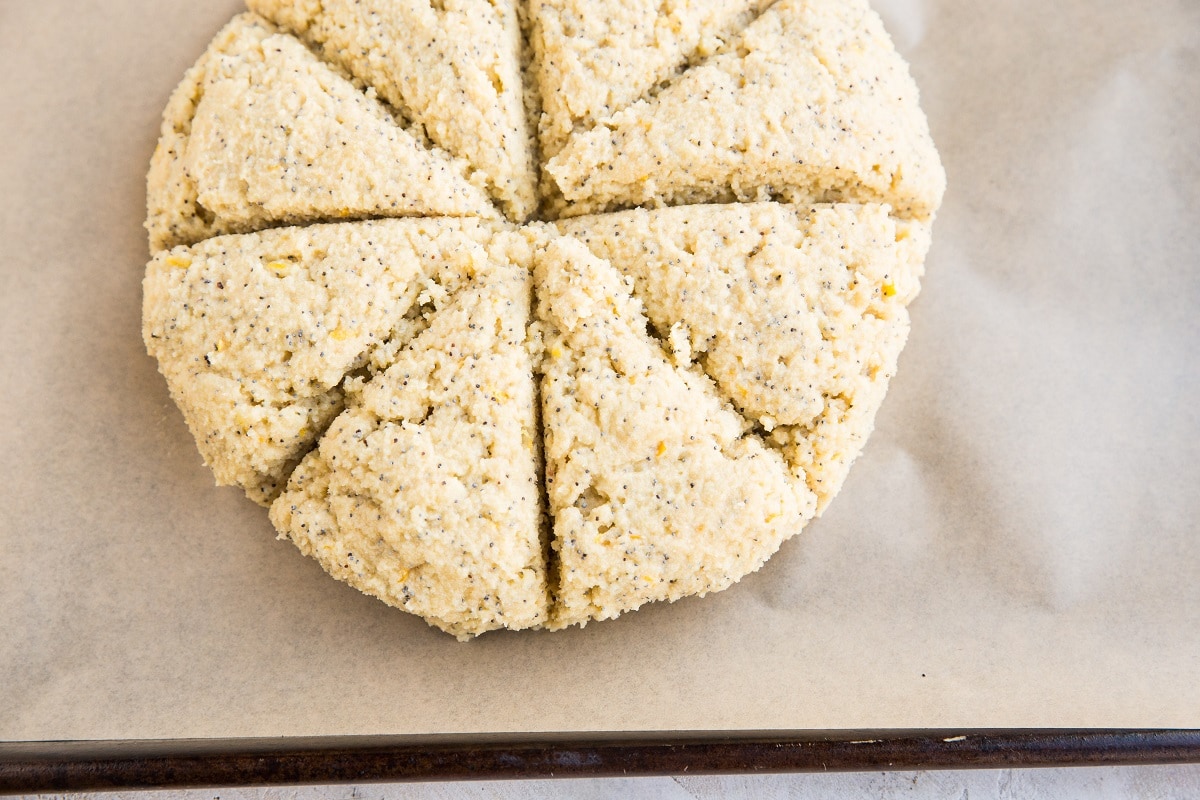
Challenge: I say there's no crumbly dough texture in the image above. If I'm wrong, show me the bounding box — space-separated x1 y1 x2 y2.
145 13 493 253
246 0 538 221
271 244 547 639
530 0 773 161
534 236 815 627
545 0 946 219
558 203 926 510
142 218 494 504
144 0 944 637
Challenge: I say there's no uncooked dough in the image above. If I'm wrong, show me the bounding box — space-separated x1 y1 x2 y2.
143 0 943 637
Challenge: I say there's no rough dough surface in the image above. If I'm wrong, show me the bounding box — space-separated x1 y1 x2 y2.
546 0 945 219
247 0 538 221
530 0 773 161
271 242 547 639
144 0 944 638
534 235 815 628
145 13 493 253
559 203 924 510
142 217 494 505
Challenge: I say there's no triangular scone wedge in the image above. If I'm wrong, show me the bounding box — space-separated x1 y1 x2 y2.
143 218 494 505
247 0 537 221
545 0 945 220
271 242 547 639
530 0 774 161
145 13 493 253
560 202 925 511
535 235 816 630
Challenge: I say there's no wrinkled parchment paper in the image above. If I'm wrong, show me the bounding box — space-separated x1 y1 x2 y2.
2 0 1197 739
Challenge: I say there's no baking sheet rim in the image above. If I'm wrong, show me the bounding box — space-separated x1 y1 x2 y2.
3 729 1199 792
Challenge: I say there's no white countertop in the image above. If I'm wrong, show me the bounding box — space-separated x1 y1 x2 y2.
26 765 1200 800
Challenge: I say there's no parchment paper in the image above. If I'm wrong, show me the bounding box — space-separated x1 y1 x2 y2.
2 0 1198 740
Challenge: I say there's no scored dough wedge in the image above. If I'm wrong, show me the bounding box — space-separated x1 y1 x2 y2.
530 0 774 161
535 234 816 629
142 217 494 505
247 0 537 222
559 202 927 510
545 0 945 220
145 13 493 253
271 239 547 639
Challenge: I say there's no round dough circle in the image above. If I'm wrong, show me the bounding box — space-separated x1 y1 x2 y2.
143 0 944 639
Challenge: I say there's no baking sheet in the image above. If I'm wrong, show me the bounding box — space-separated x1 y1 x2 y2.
2 0 1198 740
